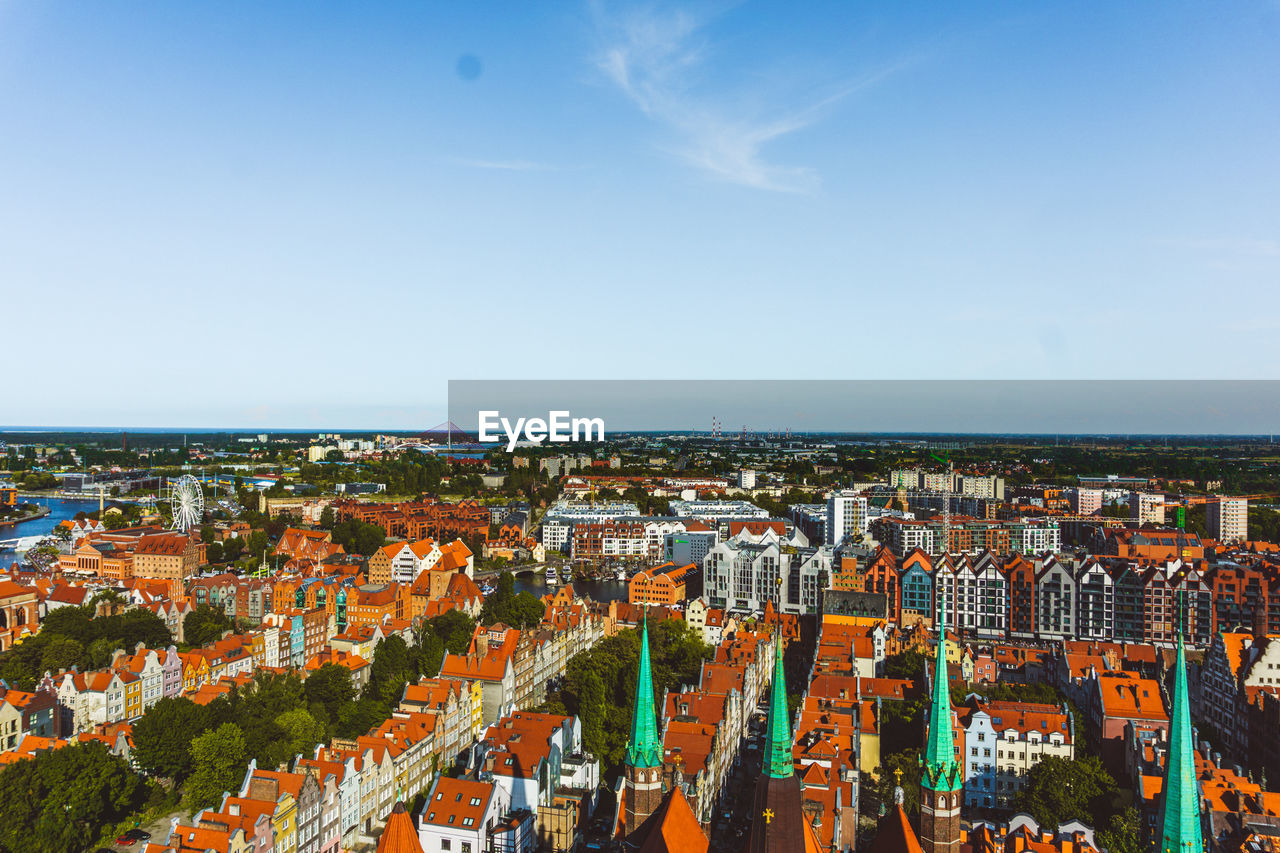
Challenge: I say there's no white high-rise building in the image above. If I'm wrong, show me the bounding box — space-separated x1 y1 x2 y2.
889 469 922 489
957 475 1005 500
825 491 868 546
1129 492 1166 525
922 471 957 492
1066 488 1103 515
737 470 757 489
1207 498 1248 544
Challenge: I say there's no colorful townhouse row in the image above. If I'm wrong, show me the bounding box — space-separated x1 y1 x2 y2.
846 546 1280 648
439 586 618 727
149 675 488 853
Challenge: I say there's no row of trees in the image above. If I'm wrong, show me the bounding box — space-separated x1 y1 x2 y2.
10 470 58 490
297 454 451 497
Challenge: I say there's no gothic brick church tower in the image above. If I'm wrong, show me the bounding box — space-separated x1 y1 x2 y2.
624 615 665 835
919 605 962 853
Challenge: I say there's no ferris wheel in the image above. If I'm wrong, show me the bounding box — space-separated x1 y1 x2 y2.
169 474 204 532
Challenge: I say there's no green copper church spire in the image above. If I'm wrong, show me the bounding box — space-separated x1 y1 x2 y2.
921 596 961 791
764 630 793 778
1158 602 1204 853
625 611 662 768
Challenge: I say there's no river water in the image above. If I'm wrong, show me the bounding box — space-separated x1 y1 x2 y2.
512 573 630 604
0 496 101 541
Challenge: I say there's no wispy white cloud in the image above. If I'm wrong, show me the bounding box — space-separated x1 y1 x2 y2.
451 158 566 172
590 2 915 193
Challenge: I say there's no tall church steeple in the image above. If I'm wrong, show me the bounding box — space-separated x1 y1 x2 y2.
746 631 821 853
624 612 663 835
919 599 961 853
764 625 793 779
1158 605 1204 853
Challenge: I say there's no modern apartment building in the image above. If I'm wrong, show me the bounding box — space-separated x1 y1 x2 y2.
702 537 833 614
789 504 828 545
669 500 769 523
825 491 868 546
539 501 641 552
958 475 1006 500
1129 492 1166 525
664 527 718 567
1207 498 1248 544
1066 488 1103 516
874 518 1061 558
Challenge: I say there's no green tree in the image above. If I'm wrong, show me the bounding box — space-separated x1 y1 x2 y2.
130 697 210 781
86 638 118 670
353 523 386 556
366 635 412 704
434 610 476 653
507 592 546 628
336 698 389 740
304 664 356 727
879 697 926 755
39 636 84 673
549 618 712 781
1096 806 1143 853
579 669 607 758
186 723 247 815
882 649 928 680
222 536 245 561
0 740 145 853
246 529 270 559
270 708 326 767
868 749 922 818
38 607 95 645
1011 755 1117 830
184 605 234 647
1100 501 1129 519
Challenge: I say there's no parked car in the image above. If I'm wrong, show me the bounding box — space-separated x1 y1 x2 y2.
114 829 151 846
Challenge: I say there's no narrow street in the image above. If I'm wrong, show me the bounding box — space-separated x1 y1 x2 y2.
711 703 767 852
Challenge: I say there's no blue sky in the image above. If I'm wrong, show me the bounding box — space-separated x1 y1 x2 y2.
2 1 1278 429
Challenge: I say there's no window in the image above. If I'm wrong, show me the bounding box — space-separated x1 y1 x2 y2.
469 797 481 806
462 817 474 827
441 841 451 851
